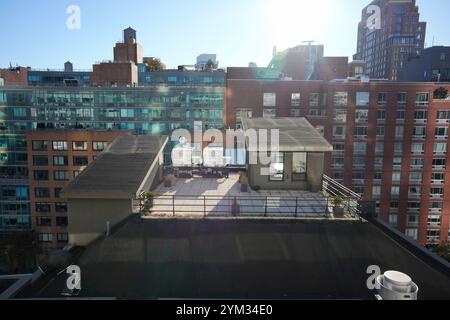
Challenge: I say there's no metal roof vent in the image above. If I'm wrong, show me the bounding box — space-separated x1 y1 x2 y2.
376 271 419 300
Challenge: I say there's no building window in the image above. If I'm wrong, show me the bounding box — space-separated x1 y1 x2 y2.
309 93 320 107
54 170 69 181
55 202 68 213
355 110 369 123
373 186 381 197
333 92 348 107
333 126 346 137
354 142 367 154
38 233 53 243
36 202 51 213
52 141 68 151
378 92 387 105
34 170 49 181
291 93 301 107
405 229 418 240
32 140 48 151
35 188 50 198
54 188 62 198
263 109 276 118
269 152 284 181
291 109 301 117
395 126 404 138
235 109 253 126
120 109 135 118
73 156 88 166
356 92 370 106
74 170 82 178
56 217 68 227
57 233 69 243
53 156 68 166
292 152 307 181
389 215 398 226
377 111 386 121
72 141 87 151
415 92 429 105
409 172 423 183
392 172 401 182
93 141 108 151
434 143 448 154
391 186 400 196
263 93 276 107
36 217 52 227
334 109 347 123
411 143 424 154
33 156 48 166
354 126 368 137
397 92 407 104
435 127 448 138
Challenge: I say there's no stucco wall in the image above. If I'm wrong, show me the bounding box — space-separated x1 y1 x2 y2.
68 198 132 246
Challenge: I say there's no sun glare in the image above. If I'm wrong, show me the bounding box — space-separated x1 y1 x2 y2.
266 0 330 50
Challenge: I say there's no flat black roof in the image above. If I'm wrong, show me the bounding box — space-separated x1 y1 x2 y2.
62 135 168 199
28 219 450 300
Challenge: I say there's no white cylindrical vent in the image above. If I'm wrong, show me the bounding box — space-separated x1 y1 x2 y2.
376 271 419 300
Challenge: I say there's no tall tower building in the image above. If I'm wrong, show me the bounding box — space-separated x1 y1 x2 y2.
354 0 426 80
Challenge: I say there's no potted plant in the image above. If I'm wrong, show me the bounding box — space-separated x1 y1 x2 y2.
145 191 156 208
332 196 344 217
241 175 249 192
164 175 176 187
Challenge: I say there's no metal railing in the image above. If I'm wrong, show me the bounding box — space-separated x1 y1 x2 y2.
145 195 332 218
137 175 363 219
322 174 362 217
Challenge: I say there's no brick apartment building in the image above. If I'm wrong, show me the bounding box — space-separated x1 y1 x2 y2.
225 70 450 246
26 130 130 248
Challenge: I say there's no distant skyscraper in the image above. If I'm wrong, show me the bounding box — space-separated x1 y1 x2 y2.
354 0 426 80
196 54 218 71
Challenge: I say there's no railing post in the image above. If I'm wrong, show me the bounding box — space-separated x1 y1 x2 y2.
295 197 298 217
173 196 175 217
204 196 207 218
265 196 268 217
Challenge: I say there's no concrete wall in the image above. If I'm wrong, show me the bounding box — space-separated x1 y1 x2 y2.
68 198 132 247
247 152 325 191
139 154 164 193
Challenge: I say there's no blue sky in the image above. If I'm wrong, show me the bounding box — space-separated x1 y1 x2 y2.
0 0 449 69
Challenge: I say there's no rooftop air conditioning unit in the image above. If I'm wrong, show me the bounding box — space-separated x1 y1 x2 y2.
376 271 418 300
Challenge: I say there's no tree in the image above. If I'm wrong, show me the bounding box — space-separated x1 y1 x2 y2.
147 58 165 72
435 241 450 262
206 59 216 72
433 87 449 100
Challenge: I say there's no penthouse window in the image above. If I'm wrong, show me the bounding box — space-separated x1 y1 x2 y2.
292 153 307 181
415 93 429 106
263 93 276 107
333 92 347 107
291 93 301 107
72 141 88 151
356 92 370 106
269 152 284 181
52 141 67 151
